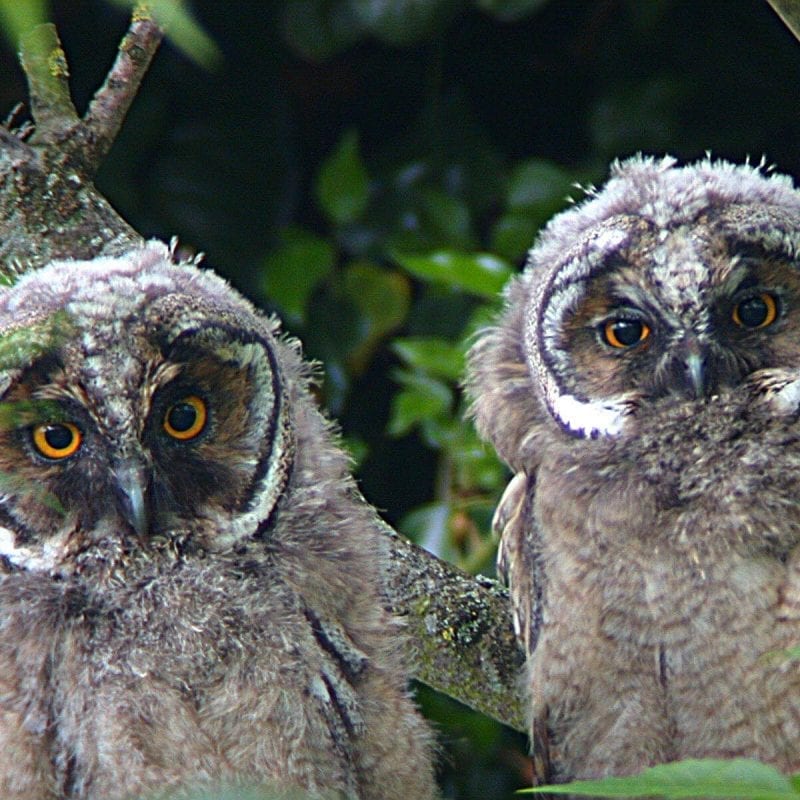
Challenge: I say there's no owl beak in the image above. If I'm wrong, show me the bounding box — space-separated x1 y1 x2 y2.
684 352 706 398
113 462 149 537
670 337 710 398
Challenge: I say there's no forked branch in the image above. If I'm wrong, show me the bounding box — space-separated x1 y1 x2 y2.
0 5 527 733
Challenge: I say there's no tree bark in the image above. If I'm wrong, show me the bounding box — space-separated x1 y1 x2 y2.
0 7 528 734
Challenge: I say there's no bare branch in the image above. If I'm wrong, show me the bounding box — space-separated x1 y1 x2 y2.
19 24 79 141
383 525 527 733
82 4 165 173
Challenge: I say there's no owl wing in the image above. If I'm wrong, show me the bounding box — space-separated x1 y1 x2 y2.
494 471 544 657
494 470 553 787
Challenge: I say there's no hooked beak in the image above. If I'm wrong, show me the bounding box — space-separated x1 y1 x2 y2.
670 334 715 399
683 351 706 398
113 460 149 537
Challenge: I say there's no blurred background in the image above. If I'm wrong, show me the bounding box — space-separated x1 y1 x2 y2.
1 1 799 796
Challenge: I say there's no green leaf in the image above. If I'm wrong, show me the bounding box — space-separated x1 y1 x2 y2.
388 370 453 436
0 311 73 372
0 399 64 430
262 227 336 324
490 211 538 262
346 0 458 46
109 0 221 69
506 158 575 210
418 188 474 249
316 129 371 225
342 261 411 372
393 250 513 299
399 501 450 553
523 759 800 799
391 336 465 381
0 0 47 47
281 0 362 60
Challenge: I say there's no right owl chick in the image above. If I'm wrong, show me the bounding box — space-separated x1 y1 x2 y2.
467 155 800 785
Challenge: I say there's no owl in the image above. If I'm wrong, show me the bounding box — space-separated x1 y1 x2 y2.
0 241 438 800
467 155 800 785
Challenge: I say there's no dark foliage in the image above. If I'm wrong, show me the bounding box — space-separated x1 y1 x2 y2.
1 2 799 796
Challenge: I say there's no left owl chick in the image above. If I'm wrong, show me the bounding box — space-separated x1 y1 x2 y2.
0 242 437 800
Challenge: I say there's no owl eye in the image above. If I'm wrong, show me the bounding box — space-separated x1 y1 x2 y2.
732 292 779 330
601 318 651 349
163 395 208 441
32 422 82 460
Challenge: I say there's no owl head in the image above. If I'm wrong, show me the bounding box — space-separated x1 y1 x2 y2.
468 155 800 470
0 242 319 575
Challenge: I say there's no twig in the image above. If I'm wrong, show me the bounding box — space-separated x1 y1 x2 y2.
19 23 78 141
83 4 165 172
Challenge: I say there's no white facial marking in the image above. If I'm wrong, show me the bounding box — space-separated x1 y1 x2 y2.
553 394 628 438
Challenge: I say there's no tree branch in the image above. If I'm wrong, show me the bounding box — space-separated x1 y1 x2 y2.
0 8 528 736
82 4 164 173
19 23 78 139
383 524 526 732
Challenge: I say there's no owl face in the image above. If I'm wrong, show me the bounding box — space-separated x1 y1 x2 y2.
0 243 293 574
523 156 800 438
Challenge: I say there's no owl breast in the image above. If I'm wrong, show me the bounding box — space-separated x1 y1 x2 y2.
0 499 375 799
531 387 800 776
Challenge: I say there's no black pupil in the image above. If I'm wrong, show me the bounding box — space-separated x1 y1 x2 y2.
610 319 643 346
737 296 768 328
168 402 197 432
44 424 73 450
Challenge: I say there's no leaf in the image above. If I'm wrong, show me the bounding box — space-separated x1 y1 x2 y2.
110 0 221 69
490 211 538 262
388 369 453 437
523 759 800 799
0 0 47 47
281 0 362 60
262 227 336 324
346 0 458 46
506 158 575 210
316 129 371 225
342 261 411 372
393 250 513 299
391 337 465 381
399 501 450 555
0 311 74 371
418 188 474 249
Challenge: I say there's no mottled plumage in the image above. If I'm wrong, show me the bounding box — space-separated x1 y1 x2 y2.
468 156 800 783
0 242 437 799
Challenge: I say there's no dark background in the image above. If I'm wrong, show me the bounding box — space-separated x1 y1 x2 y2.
1 2 799 796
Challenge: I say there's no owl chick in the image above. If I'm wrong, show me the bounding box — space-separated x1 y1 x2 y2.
0 241 437 800
467 155 800 784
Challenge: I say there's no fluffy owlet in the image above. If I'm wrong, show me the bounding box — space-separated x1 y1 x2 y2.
467 156 800 784
0 242 437 800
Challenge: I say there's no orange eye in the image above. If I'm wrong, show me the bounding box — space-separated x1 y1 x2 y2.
163 395 207 441
732 292 778 330
32 422 82 460
601 318 651 349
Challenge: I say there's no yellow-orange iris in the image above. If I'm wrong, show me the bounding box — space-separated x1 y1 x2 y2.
163 395 207 441
732 292 778 330
602 318 651 349
32 422 82 460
